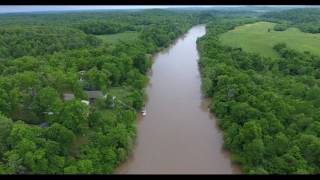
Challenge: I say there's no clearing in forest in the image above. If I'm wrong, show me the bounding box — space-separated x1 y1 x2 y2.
220 21 320 58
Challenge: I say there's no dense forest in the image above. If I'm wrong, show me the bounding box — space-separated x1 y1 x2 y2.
262 8 320 33
198 17 320 174
0 10 201 174
0 26 101 59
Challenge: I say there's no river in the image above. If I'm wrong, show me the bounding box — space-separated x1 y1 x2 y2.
115 25 240 174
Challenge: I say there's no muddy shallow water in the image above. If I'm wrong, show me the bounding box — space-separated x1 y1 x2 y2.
115 25 240 174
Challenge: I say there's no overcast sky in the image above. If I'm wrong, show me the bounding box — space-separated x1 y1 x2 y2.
0 6 210 13
0 5 311 14
0 5 243 14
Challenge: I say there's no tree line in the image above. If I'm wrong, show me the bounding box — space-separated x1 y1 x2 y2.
262 8 320 33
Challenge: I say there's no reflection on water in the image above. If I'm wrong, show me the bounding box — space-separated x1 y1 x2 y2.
115 25 240 174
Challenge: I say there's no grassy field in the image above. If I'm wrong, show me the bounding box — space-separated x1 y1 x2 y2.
96 31 139 44
220 21 320 58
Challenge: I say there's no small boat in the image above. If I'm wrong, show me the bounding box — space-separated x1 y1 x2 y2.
141 110 147 116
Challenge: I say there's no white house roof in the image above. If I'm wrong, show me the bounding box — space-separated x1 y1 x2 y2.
85 91 103 99
63 93 75 101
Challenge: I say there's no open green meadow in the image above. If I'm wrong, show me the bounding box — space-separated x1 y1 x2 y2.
220 21 320 58
96 31 139 44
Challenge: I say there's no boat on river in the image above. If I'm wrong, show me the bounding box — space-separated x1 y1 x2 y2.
141 109 147 116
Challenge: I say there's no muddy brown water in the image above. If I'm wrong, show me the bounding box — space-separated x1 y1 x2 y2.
115 25 240 174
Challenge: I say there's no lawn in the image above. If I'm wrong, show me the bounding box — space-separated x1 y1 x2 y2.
96 31 139 44
219 21 320 58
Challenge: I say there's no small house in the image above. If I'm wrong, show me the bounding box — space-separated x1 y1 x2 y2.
63 93 75 101
84 90 104 104
63 91 106 105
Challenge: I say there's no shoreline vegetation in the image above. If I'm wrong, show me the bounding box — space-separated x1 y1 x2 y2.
197 17 320 174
